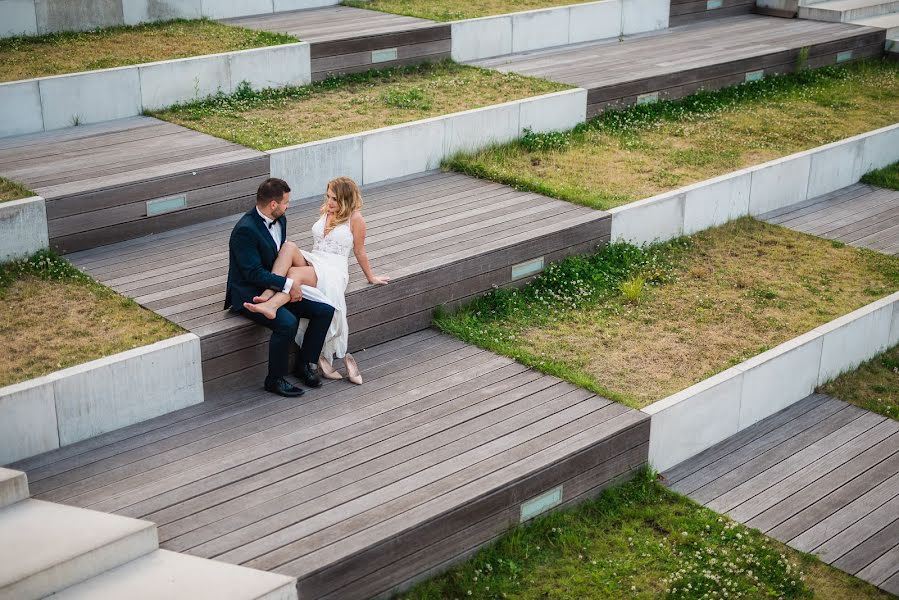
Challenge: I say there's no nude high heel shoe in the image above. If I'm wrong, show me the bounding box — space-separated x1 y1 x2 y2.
344 353 363 385
318 356 343 380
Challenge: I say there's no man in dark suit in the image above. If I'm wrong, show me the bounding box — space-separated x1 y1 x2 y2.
225 178 335 397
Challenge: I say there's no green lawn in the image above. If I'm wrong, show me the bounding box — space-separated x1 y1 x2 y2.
0 19 296 82
342 0 593 21
436 219 899 409
862 161 899 191
821 344 899 421
447 59 899 211
0 251 182 386
400 472 891 600
0 177 33 203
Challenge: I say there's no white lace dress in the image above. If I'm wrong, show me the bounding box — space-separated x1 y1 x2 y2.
294 215 353 363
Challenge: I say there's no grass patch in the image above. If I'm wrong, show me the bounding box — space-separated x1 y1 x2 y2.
400 471 891 600
0 19 297 83
342 0 590 21
0 251 182 387
862 161 899 191
435 218 899 409
821 344 899 421
151 60 568 150
0 177 33 203
447 59 899 211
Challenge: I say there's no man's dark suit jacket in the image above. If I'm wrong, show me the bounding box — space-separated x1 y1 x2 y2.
225 208 289 311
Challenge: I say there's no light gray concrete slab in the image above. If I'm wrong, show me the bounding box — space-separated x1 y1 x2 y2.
138 54 231 110
34 0 123 34
228 43 311 91
269 135 363 202
0 81 43 138
0 380 58 466
38 68 142 130
0 196 49 262
451 16 513 62
0 0 37 36
0 469 29 509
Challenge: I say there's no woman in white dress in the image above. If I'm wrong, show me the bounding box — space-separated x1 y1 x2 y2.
243 176 389 383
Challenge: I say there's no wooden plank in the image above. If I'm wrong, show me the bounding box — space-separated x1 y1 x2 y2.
834 514 899 576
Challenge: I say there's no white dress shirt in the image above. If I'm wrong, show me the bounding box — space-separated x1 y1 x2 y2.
256 207 293 295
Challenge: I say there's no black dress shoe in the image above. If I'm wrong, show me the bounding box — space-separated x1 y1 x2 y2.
264 376 305 397
295 362 322 388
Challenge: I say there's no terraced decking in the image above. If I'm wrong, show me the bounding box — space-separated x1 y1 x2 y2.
0 117 270 254
222 6 449 81
473 15 885 116
762 183 899 256
66 171 612 386
663 394 899 596
9 330 650 600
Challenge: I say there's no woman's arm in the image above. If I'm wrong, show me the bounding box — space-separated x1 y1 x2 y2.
351 212 390 285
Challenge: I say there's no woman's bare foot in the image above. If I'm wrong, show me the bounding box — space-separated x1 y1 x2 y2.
254 289 276 303
243 300 277 320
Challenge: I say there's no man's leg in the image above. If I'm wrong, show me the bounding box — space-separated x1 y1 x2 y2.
239 307 303 396
286 298 335 386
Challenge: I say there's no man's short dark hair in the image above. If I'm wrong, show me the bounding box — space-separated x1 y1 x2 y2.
256 178 291 205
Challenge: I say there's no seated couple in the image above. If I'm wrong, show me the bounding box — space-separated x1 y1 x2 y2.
224 177 389 398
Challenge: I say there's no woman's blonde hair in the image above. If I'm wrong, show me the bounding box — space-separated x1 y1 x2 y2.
322 176 363 235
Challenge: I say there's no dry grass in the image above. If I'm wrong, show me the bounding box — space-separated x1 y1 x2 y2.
439 219 899 409
452 60 899 210
153 61 569 150
0 253 182 387
0 19 297 83
821 344 899 421
343 0 590 21
0 177 33 203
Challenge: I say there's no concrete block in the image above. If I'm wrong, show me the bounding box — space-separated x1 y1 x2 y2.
200 0 273 19
807 137 866 199
0 0 37 37
891 299 899 349
644 368 744 472
52 334 203 447
0 468 29 508
52 550 298 600
0 80 43 138
569 0 622 44
361 117 445 185
682 170 752 235
518 88 587 134
34 0 123 34
443 101 520 156
228 43 311 91
0 381 58 466
122 0 202 25
747 153 812 216
609 190 684 245
0 499 157 600
139 54 230 110
621 0 668 35
274 0 338 9
269 134 363 202
736 332 823 429
39 68 142 131
860 124 899 173
511 7 570 53
817 297 896 385
451 16 513 63
0 196 49 263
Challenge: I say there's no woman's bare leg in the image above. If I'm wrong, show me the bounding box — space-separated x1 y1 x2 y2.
243 265 318 319
255 241 310 303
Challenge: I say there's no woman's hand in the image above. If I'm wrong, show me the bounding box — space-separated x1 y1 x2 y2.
368 275 391 285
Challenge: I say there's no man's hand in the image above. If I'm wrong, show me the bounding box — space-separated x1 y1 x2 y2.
289 280 303 302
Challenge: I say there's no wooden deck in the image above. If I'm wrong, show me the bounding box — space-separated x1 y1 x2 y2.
762 183 899 256
473 15 885 117
0 117 269 254
222 6 450 81
66 171 611 386
9 330 650 600
663 394 899 596
669 0 755 26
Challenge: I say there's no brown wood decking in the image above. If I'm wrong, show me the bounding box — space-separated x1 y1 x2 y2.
10 330 650 600
65 171 612 386
473 15 885 117
663 394 899 596
762 183 899 256
222 6 450 82
669 0 755 27
0 117 270 254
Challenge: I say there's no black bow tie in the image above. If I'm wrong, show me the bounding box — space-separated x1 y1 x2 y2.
267 219 277 229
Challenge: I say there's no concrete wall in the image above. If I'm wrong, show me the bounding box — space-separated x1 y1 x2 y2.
0 42 310 137
0 196 49 263
0 334 203 465
609 123 899 245
270 88 587 199
645 291 899 472
451 0 659 63
0 0 340 36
